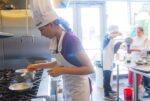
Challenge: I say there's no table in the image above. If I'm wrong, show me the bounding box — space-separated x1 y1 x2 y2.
127 64 150 101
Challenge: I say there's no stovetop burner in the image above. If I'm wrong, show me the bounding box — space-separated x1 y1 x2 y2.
0 69 43 101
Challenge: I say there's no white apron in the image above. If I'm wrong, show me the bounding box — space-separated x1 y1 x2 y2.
103 39 114 70
131 36 149 60
53 52 90 101
51 32 90 101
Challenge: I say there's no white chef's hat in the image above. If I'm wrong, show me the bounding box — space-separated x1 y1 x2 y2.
108 25 119 33
30 0 58 28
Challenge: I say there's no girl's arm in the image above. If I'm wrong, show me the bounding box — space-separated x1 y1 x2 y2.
48 51 94 77
27 61 57 72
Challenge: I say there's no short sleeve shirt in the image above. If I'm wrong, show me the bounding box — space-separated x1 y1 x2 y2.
61 32 84 67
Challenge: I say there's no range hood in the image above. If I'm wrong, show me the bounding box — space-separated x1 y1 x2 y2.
0 0 70 9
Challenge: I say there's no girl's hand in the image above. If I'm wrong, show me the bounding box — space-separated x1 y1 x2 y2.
47 67 64 77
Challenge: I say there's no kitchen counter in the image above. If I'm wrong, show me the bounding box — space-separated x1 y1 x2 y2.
32 98 46 101
36 69 57 101
127 63 150 101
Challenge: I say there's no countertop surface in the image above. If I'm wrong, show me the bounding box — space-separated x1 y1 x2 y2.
31 98 46 101
37 69 51 97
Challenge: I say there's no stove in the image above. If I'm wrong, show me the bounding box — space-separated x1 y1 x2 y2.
0 69 50 101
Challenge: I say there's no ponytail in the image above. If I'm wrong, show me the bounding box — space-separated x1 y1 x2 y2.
53 18 72 32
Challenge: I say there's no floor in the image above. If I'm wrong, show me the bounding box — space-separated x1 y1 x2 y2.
92 78 150 101
92 78 126 101
57 77 150 101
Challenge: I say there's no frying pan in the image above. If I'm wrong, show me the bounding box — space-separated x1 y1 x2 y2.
15 69 35 80
8 76 47 92
15 69 27 74
9 82 32 92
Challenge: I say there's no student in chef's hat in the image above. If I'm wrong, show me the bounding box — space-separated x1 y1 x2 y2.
27 0 94 101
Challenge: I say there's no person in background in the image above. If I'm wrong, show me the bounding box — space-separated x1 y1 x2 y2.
128 26 149 98
103 25 121 100
27 0 94 101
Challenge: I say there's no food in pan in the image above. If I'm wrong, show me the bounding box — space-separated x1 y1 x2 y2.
9 83 30 91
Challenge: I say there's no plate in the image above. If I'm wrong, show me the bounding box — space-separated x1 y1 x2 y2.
136 60 147 65
136 62 147 65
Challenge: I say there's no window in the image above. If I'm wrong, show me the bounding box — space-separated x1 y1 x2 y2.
55 8 73 30
106 1 129 38
131 2 150 36
81 7 101 60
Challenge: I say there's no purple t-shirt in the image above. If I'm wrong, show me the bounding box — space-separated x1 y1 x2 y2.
61 32 84 67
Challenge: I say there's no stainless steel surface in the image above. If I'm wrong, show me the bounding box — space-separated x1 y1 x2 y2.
0 36 50 68
0 0 70 36
32 61 53 101
0 10 40 35
20 36 50 59
3 36 22 58
31 98 46 101
0 35 54 100
129 67 150 78
36 69 57 101
37 69 51 97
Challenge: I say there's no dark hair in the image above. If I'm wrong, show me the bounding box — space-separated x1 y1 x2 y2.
136 26 144 32
53 18 72 32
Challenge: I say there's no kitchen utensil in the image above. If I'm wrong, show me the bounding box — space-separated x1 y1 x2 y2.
9 82 32 92
15 69 35 80
8 76 48 92
15 69 27 74
136 60 147 65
